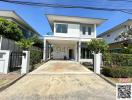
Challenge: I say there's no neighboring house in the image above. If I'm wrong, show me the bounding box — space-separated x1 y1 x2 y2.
0 10 40 38
98 19 132 51
43 14 106 62
0 10 41 51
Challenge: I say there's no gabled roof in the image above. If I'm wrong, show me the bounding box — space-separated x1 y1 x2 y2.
98 19 132 37
0 10 41 36
46 14 107 27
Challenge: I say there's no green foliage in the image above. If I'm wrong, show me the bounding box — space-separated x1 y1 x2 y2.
115 28 132 41
87 39 108 54
30 35 43 49
30 49 43 66
17 38 34 50
102 67 132 78
103 53 132 67
0 18 23 41
122 44 132 54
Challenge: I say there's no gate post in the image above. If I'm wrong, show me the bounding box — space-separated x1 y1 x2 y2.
21 51 30 74
0 50 10 74
94 53 102 74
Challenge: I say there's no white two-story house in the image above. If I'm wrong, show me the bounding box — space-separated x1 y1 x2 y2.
43 15 106 62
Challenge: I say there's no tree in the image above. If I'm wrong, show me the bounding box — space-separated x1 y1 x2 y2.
29 35 43 49
115 28 132 54
87 39 109 54
17 38 34 50
115 28 132 42
0 18 23 41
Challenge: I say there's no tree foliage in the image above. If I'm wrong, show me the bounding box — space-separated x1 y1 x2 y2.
115 28 132 54
17 38 34 50
0 18 23 41
115 28 132 41
87 39 108 54
122 44 132 54
30 35 43 49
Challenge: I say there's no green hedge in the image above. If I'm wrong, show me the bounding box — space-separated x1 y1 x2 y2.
102 67 132 78
30 49 43 66
103 53 132 66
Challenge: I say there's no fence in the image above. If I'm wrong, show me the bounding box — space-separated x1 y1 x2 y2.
0 36 22 51
9 52 24 72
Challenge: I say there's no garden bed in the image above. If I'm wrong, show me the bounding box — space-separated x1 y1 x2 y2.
102 66 132 78
108 77 132 83
102 66 132 84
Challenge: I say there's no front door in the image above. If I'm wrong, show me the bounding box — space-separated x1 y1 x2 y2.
69 49 73 59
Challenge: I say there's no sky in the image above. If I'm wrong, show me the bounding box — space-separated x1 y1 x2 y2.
0 0 132 36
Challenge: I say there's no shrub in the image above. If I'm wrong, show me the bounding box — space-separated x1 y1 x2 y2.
30 49 43 68
103 53 132 66
102 67 132 78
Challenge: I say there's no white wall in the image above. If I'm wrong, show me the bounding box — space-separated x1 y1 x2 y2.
54 22 80 37
53 22 96 38
52 44 75 59
101 27 127 44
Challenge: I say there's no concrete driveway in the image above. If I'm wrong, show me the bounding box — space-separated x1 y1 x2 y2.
0 60 116 100
30 60 93 74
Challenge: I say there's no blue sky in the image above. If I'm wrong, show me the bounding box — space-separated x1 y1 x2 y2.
0 0 132 36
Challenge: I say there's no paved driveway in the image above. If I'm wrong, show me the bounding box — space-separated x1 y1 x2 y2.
0 60 116 100
30 60 93 74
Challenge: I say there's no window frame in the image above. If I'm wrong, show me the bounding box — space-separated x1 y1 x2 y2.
81 25 92 35
88 27 92 35
56 23 68 33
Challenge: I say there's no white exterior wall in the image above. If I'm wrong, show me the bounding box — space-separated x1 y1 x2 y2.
101 27 127 44
54 22 80 37
52 44 75 59
53 22 96 38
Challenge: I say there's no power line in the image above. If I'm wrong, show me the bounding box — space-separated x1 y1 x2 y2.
109 0 132 2
0 0 132 14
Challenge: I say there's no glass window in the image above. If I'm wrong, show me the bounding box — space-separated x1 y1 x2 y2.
56 24 68 33
81 48 92 59
88 27 91 35
82 26 86 35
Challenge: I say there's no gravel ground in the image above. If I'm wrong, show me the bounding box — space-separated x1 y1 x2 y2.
0 73 20 86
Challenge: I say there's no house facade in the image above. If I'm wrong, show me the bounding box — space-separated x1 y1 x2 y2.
0 10 40 38
43 15 106 62
0 10 41 51
98 19 132 44
98 19 132 51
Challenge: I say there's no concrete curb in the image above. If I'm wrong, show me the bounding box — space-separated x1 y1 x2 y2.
0 74 26 92
98 74 116 87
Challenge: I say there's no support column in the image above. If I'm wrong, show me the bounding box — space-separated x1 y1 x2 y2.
48 44 51 59
74 43 78 61
78 41 81 62
43 39 46 61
